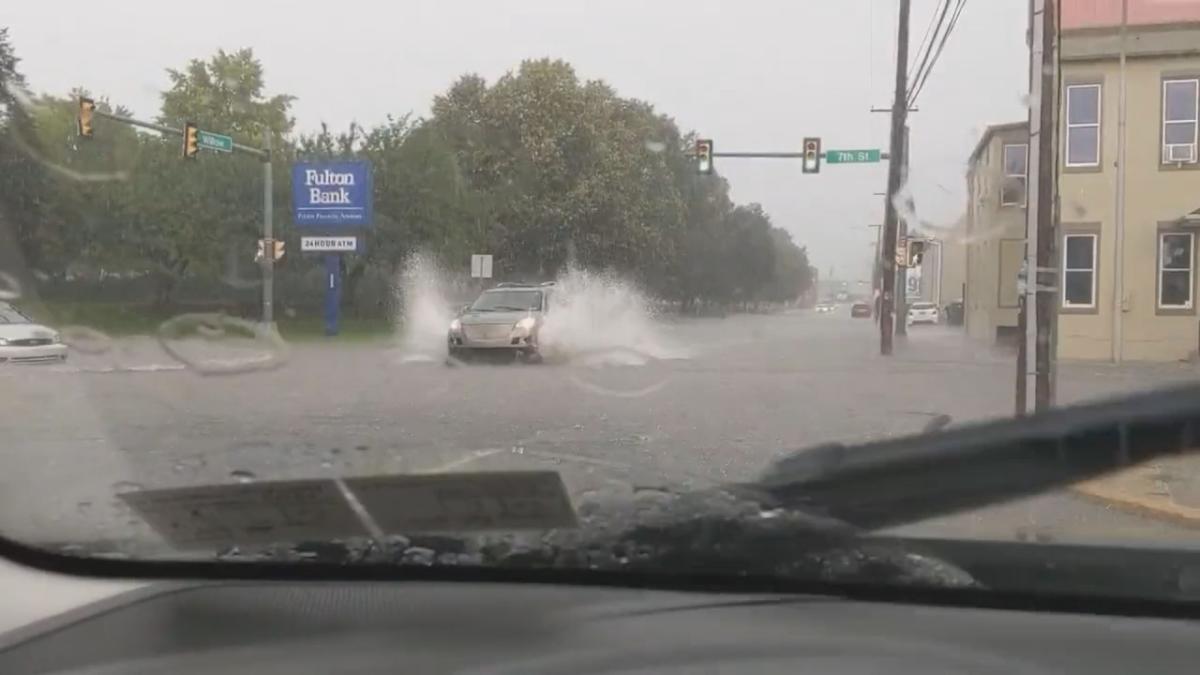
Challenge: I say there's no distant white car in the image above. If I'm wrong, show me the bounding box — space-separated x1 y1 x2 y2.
0 303 67 364
906 301 940 326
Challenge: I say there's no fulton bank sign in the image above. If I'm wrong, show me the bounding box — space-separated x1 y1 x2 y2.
291 161 373 228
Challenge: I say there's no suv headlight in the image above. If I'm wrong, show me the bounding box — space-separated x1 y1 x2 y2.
513 317 536 333
449 318 462 333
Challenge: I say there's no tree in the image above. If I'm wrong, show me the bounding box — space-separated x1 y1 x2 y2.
159 48 294 145
106 48 298 306
428 59 685 279
0 27 60 278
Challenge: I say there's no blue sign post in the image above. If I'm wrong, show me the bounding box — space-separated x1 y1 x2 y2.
292 161 372 337
324 254 341 336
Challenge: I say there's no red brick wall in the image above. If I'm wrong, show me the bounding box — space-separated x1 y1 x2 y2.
1062 0 1200 29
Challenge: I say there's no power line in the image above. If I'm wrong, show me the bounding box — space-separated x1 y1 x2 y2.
908 0 968 106
908 0 949 84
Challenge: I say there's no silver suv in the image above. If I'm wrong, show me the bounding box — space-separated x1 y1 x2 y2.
447 282 553 362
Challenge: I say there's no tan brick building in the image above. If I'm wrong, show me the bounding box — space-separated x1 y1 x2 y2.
1057 5 1200 360
963 122 1029 346
964 1 1200 360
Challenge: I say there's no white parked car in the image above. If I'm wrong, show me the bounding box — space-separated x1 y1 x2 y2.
906 301 940 326
0 303 67 364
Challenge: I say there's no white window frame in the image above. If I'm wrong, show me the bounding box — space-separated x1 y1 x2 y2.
1000 143 1028 207
1158 231 1195 310
1065 84 1102 168
1162 78 1199 164
1062 233 1097 309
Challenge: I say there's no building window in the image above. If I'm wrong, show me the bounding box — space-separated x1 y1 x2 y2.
1062 233 1097 308
1159 232 1194 309
1001 144 1027 206
1066 84 1101 167
1163 79 1199 164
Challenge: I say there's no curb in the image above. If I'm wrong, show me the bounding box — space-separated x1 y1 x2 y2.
1071 464 1200 528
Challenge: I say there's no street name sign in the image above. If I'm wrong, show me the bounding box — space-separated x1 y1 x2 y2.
292 161 373 228
824 149 881 164
301 236 359 252
197 130 233 153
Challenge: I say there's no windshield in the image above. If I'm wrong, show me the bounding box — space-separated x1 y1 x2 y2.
5 1 1200 603
471 289 543 312
0 305 31 324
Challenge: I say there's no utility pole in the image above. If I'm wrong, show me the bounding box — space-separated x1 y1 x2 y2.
1021 0 1058 413
880 0 911 356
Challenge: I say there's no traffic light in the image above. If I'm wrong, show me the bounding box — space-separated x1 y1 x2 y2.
908 239 927 267
182 121 200 159
802 137 821 174
77 97 95 139
695 139 713 175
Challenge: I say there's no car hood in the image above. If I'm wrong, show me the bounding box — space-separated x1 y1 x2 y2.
0 323 57 340
459 310 536 325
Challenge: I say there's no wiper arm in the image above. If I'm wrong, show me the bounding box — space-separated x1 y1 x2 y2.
746 383 1200 531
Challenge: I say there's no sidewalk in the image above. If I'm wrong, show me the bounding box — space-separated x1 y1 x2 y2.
1074 458 1200 527
897 328 1200 527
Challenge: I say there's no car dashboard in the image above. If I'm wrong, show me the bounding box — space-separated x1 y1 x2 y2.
1 579 1196 674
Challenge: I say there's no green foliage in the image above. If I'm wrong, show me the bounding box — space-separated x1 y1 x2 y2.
0 39 815 314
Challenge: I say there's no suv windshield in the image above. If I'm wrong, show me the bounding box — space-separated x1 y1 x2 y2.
471 289 543 312
0 304 30 324
4 2 1200 604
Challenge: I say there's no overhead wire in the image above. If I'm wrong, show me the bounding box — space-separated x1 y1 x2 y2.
908 0 968 107
908 0 950 90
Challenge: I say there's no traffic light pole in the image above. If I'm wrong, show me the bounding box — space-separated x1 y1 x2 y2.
84 108 275 329
261 134 274 327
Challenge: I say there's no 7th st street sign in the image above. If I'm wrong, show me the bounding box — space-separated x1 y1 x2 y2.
824 149 882 164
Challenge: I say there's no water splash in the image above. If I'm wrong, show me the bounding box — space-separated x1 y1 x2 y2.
539 265 687 365
394 252 457 363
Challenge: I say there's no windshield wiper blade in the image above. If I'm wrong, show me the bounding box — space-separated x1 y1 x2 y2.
746 383 1200 531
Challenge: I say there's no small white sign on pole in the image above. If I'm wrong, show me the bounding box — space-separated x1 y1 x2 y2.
301 236 357 252
471 254 493 279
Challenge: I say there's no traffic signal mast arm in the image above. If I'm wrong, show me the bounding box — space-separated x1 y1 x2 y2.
78 102 268 160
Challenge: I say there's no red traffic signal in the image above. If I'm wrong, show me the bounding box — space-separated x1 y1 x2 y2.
695 139 714 175
77 97 96 138
802 137 821 174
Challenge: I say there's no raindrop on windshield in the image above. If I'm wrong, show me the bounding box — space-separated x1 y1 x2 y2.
401 546 436 566
157 313 290 376
229 469 257 483
172 455 207 473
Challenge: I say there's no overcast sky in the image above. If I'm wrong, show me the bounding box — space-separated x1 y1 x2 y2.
5 1 1028 281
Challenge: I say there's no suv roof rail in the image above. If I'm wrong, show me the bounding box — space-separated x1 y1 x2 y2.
495 281 553 288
